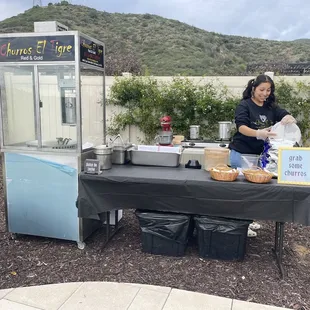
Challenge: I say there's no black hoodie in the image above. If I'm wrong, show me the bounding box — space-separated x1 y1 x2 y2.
229 98 289 155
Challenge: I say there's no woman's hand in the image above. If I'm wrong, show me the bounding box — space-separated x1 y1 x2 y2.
256 128 277 140
281 115 296 125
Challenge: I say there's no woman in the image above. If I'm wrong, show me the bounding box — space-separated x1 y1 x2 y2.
229 74 296 237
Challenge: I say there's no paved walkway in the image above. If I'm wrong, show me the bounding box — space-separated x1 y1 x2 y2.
0 282 289 310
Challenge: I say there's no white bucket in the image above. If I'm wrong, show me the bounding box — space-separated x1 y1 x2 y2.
190 125 200 139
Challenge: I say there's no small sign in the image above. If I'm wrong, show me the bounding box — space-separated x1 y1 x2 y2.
84 159 101 175
80 36 104 68
0 35 75 62
278 147 310 185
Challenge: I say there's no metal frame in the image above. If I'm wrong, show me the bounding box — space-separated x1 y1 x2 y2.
0 70 7 148
0 30 78 39
1 154 8 232
0 62 76 153
0 31 78 153
0 30 106 245
102 42 106 145
273 222 285 279
75 34 82 153
89 209 286 278
33 65 42 148
78 32 106 145
0 31 106 155
0 64 42 151
101 211 123 250
77 32 106 245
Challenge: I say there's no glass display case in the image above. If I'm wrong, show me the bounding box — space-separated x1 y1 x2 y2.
81 68 104 150
0 29 105 248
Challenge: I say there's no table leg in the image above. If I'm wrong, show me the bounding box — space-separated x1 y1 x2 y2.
115 210 119 231
274 222 279 252
101 211 122 251
272 222 285 279
105 211 111 244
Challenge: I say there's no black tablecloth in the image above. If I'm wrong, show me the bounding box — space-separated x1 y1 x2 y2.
77 166 310 226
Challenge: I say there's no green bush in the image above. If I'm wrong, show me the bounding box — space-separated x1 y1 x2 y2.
275 79 310 144
107 76 310 145
107 76 162 143
107 76 239 143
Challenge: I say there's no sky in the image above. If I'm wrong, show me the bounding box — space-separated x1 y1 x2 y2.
0 0 309 41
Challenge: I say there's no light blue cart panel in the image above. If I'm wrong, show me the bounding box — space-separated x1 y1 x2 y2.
5 152 79 241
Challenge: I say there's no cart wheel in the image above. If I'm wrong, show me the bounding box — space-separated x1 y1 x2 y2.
10 233 18 240
77 242 86 250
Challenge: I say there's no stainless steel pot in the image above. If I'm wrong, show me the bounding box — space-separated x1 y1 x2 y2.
190 125 200 139
155 132 174 145
110 134 132 164
94 145 113 170
112 144 132 164
218 121 232 140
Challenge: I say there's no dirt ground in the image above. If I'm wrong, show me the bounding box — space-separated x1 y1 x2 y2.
0 161 309 310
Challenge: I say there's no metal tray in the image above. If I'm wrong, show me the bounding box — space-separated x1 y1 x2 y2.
26 140 77 149
130 148 181 167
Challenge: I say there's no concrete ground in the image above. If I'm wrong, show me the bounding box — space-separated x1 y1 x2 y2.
0 281 290 310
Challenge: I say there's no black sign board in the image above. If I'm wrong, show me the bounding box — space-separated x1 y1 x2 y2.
0 35 75 62
84 159 101 175
80 36 104 68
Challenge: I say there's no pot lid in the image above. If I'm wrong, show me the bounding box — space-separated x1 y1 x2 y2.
95 144 112 150
94 144 113 154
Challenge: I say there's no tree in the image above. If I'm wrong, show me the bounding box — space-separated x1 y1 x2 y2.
105 50 142 76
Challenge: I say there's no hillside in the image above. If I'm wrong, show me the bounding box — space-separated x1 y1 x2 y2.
0 2 310 75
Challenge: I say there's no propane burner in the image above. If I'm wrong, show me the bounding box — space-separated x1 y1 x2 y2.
181 138 229 149
214 137 231 147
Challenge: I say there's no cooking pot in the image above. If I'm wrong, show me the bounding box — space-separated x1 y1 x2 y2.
94 145 113 170
218 121 232 140
190 125 200 139
155 131 174 145
110 134 132 164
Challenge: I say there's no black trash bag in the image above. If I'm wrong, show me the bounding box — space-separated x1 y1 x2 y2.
135 209 192 256
195 216 252 234
194 216 252 261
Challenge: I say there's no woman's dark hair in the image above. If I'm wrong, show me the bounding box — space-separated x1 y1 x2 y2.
242 74 277 109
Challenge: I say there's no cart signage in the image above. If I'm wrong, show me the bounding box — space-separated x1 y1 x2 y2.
277 147 310 185
0 35 75 62
84 159 101 175
80 36 104 68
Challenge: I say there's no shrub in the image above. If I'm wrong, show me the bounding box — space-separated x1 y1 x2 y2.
107 76 310 145
107 76 239 143
276 79 310 144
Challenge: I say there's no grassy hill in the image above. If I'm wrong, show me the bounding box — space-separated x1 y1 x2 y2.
0 2 310 75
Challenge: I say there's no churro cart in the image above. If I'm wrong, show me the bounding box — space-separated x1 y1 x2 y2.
0 22 106 249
